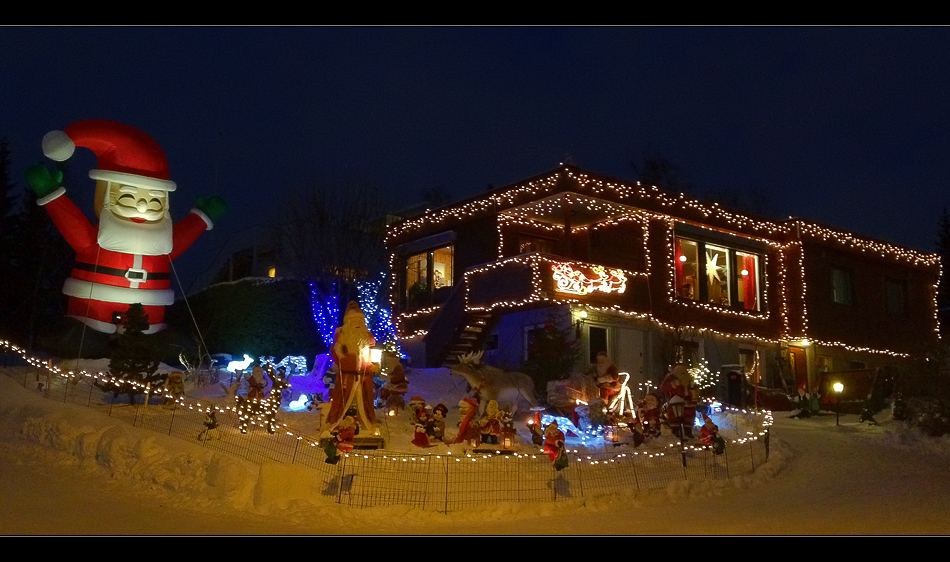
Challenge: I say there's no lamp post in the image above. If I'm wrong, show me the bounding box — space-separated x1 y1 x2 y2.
669 395 687 467
669 395 686 441
833 382 844 426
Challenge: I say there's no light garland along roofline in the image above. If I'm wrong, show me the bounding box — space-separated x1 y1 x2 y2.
790 219 940 268
386 164 793 246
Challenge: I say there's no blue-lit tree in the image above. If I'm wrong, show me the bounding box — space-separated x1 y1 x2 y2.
357 271 400 352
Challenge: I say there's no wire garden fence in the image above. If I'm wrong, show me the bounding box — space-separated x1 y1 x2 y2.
1 344 771 513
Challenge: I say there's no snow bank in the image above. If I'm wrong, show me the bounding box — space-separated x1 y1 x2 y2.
0 362 796 525
0 372 258 511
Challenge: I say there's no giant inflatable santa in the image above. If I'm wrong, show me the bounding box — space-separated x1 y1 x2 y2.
25 119 225 334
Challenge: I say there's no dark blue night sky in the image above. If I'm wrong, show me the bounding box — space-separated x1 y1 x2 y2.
4 27 950 291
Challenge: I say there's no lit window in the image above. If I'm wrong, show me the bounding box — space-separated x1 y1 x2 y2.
406 252 429 307
432 246 454 289
404 246 454 309
705 244 731 307
736 251 759 311
674 236 762 311
675 238 699 300
267 267 276 278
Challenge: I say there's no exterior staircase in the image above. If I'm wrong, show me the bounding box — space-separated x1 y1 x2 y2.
441 311 494 368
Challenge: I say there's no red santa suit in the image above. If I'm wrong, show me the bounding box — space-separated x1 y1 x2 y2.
325 302 377 430
543 424 565 462
39 190 209 333
700 414 719 446
35 120 212 334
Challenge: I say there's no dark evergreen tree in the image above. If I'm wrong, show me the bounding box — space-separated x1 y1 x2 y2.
936 206 950 337
0 150 73 350
631 153 696 195
520 310 581 398
101 303 165 404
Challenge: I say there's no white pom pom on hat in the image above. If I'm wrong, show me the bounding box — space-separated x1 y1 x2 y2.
42 130 75 162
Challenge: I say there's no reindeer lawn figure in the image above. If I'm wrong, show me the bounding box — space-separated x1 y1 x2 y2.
451 351 539 418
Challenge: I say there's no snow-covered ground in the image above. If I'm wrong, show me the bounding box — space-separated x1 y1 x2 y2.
2 362 950 535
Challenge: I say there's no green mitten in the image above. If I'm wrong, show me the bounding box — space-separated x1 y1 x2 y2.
24 164 63 199
195 195 227 221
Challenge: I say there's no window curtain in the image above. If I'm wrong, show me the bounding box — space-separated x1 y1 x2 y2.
675 238 684 294
743 254 757 310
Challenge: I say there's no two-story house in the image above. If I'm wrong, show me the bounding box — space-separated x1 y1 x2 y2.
385 165 940 396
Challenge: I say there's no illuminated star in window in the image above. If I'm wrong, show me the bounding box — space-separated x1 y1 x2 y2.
706 252 724 286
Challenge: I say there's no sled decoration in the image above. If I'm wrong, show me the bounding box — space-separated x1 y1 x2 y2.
551 262 627 296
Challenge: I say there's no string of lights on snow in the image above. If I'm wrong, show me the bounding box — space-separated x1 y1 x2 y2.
1 338 773 464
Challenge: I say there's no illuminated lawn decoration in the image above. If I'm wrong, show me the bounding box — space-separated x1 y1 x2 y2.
688 359 719 392
258 355 308 376
552 262 627 295
226 354 254 373
608 371 636 416
287 394 311 411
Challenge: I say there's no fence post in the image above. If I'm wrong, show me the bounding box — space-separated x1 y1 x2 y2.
724 441 730 478
632 453 640 491
169 406 176 436
337 455 347 506
749 438 755 472
443 455 449 514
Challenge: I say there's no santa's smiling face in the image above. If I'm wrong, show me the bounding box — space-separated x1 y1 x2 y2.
95 179 174 255
110 183 168 223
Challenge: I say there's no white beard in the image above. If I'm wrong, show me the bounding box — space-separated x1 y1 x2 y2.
98 208 174 256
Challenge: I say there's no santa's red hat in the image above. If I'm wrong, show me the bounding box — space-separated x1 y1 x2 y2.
41 119 176 192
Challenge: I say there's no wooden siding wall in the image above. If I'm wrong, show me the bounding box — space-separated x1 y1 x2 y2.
801 240 939 353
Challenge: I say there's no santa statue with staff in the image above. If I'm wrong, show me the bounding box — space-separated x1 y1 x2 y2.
324 301 378 432
25 119 226 334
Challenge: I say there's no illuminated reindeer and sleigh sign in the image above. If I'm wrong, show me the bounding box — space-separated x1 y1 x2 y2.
550 262 627 296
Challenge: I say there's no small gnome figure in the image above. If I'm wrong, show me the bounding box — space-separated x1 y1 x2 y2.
479 400 503 445
408 396 427 425
380 357 409 414
198 409 220 441
701 413 726 455
247 366 266 402
163 370 185 408
527 411 544 446
640 393 662 438
454 397 481 446
629 417 645 448
412 407 431 447
325 415 357 464
429 404 448 442
594 351 622 402
543 420 568 470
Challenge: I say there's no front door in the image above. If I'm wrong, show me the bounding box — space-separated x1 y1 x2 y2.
788 346 808 391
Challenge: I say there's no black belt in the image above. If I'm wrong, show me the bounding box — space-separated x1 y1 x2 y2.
74 262 171 281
